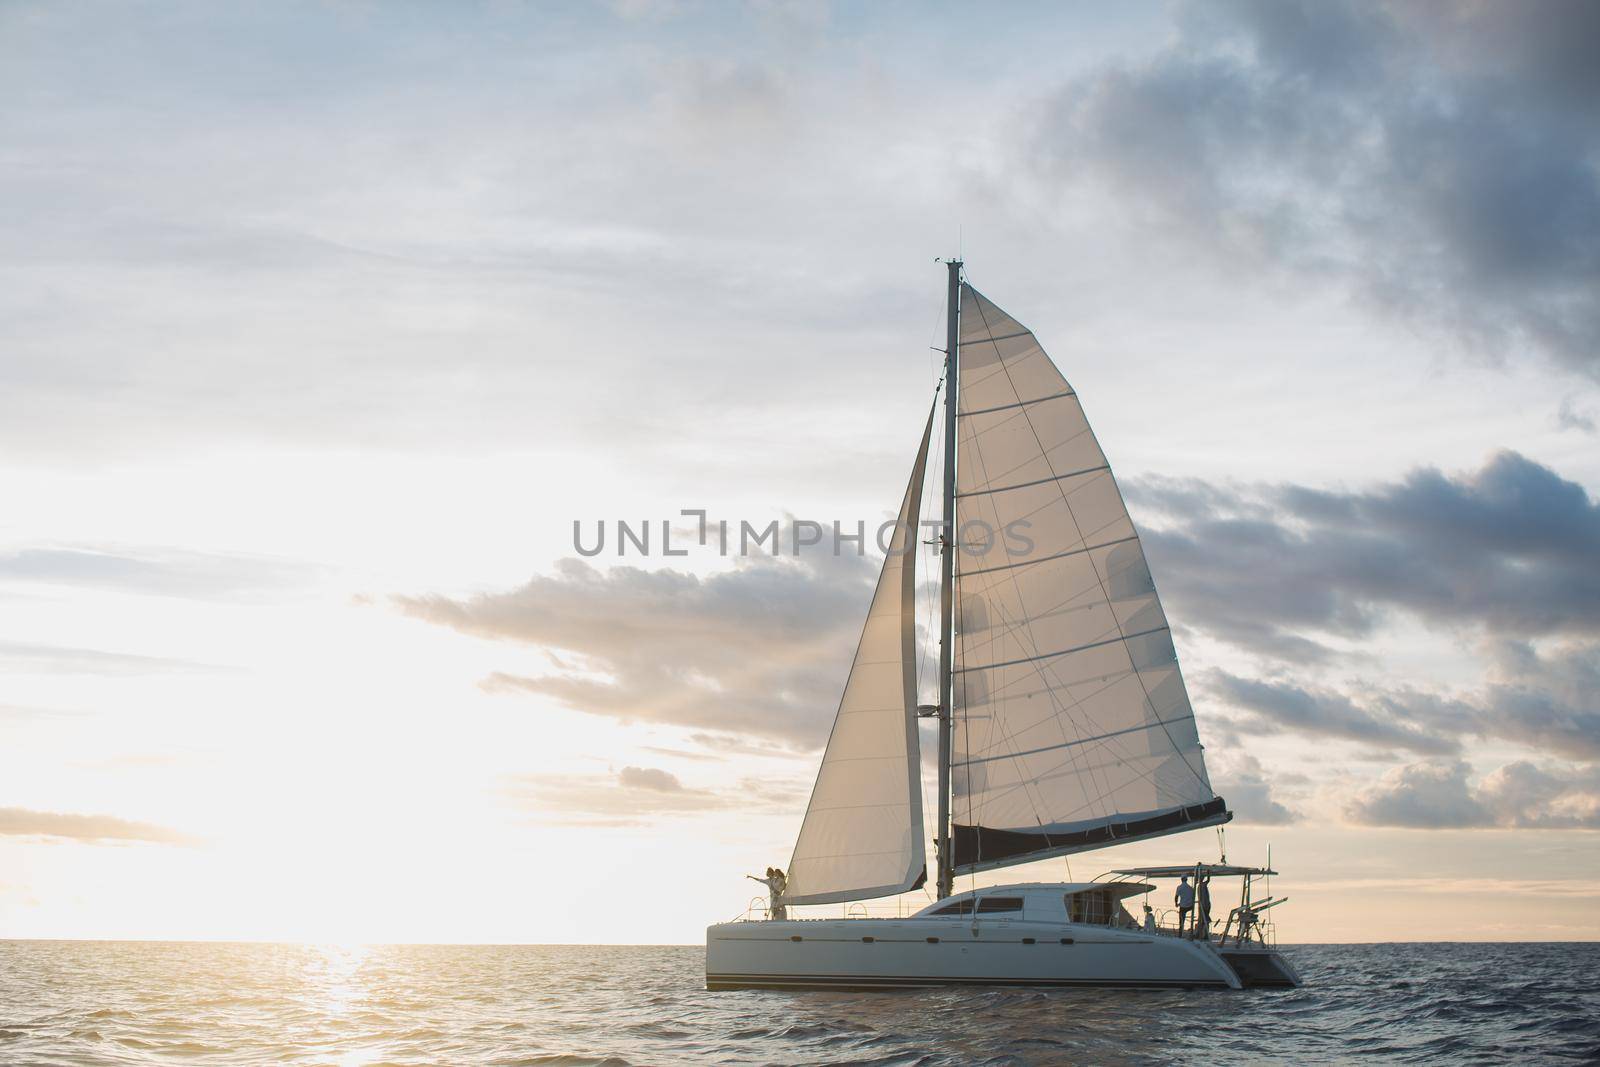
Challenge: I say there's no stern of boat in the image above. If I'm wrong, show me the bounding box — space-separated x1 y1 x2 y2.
1216 946 1302 988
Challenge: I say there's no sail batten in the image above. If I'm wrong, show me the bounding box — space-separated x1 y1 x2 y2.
959 391 1077 418
951 282 1225 876
955 464 1111 498
781 406 935 907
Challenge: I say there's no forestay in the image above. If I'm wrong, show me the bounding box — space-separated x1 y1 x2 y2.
951 284 1227 874
783 407 934 905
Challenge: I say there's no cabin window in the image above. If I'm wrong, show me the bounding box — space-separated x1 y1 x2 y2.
1067 891 1113 924
1066 890 1140 928
976 897 1023 914
929 896 1023 917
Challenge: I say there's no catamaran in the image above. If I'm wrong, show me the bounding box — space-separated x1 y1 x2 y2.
705 262 1300 991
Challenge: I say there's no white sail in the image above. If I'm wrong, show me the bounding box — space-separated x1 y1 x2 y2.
950 283 1227 874
783 408 934 905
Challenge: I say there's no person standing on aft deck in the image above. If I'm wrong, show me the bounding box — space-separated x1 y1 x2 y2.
1197 875 1212 940
747 867 787 920
1175 876 1195 937
1142 903 1158 934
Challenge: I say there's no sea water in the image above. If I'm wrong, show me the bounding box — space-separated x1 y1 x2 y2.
2 941 1596 1064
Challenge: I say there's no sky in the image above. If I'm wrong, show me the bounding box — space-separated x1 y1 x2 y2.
2 0 1598 944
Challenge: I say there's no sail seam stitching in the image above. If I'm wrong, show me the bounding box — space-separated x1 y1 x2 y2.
959 391 1077 418
955 464 1108 498
953 715 1195 767
968 328 1032 344
961 534 1138 577
952 625 1169 675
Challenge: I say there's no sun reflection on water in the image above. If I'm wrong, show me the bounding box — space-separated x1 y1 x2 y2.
305 943 370 1014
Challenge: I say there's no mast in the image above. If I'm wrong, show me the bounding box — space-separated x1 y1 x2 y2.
936 258 961 900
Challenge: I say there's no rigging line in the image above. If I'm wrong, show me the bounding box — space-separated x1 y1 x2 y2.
927 270 951 389
913 379 944 703
973 291 1211 794
920 341 947 745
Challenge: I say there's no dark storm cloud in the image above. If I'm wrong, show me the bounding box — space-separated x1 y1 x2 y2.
396 552 878 746
1346 759 1600 830
1032 0 1600 375
0 807 199 845
1133 450 1600 658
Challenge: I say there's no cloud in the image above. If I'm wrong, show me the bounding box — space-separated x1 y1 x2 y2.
397 552 879 745
1556 396 1597 434
1344 761 1491 829
1134 451 1600 659
1130 453 1600 765
1205 645 1600 765
1209 753 1299 825
0 546 320 601
1205 672 1459 757
1478 639 1600 762
506 764 805 824
642 745 723 763
0 1 957 461
1029 0 1600 376
0 641 223 676
1347 759 1600 829
617 765 686 791
0 807 199 845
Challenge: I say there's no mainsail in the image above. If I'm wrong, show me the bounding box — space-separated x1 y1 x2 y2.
949 283 1227 874
782 407 935 905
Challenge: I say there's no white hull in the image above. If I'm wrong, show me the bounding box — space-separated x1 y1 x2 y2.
707 915 1300 991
